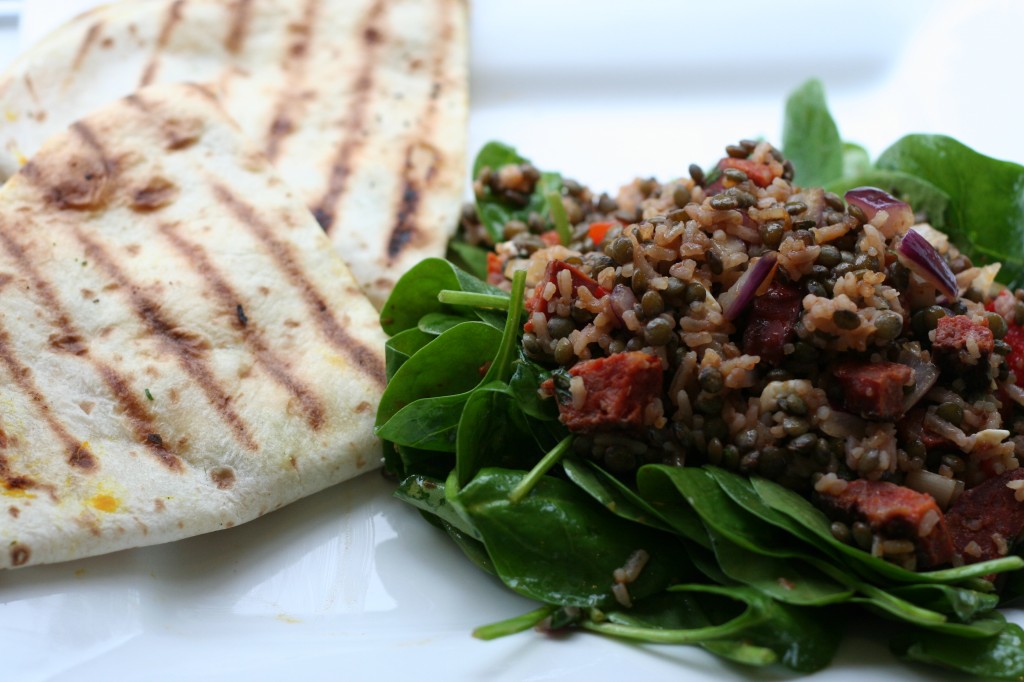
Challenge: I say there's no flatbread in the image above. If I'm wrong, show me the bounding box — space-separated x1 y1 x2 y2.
0 0 468 307
0 82 388 569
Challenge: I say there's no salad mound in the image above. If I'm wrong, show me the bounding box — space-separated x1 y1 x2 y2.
375 80 1024 676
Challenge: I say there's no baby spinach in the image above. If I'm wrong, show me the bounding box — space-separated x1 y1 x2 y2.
891 620 1024 679
782 79 843 187
456 468 687 609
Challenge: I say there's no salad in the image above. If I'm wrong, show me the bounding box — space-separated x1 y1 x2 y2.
374 80 1024 676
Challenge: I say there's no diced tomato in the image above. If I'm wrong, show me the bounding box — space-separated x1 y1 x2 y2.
540 230 562 246
718 157 776 188
832 361 913 421
1004 323 1024 381
587 221 615 244
544 351 664 432
946 468 1024 564
817 479 954 569
486 252 504 286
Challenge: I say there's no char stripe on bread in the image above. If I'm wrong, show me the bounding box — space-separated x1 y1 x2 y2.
225 0 255 54
209 180 387 388
155 222 328 431
139 0 185 88
311 0 388 234
0 225 184 472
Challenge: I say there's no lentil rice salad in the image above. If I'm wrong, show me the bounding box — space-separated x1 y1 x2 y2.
377 82 1024 676
471 138 1024 574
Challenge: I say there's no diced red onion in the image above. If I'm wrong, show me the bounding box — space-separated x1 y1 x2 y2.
897 229 959 300
904 469 959 510
609 284 637 320
719 252 778 321
899 348 940 412
844 187 915 237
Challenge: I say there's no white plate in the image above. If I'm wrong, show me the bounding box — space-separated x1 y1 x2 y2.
4 2 1024 680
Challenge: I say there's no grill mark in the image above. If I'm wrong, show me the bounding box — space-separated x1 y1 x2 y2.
225 0 254 53
264 0 321 162
386 0 456 263
156 223 327 430
71 226 260 451
309 0 388 233
0 224 184 471
0 324 93 471
72 21 104 73
139 0 185 87
211 182 386 388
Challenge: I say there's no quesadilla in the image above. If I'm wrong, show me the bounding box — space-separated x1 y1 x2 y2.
0 0 469 308
0 82 388 569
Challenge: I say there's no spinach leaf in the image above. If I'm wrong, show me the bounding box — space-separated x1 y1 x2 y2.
782 79 843 186
596 585 841 673
395 474 480 540
508 349 558 421
889 584 1000 623
379 258 507 336
472 141 562 244
891 620 1024 678
455 382 540 484
457 468 686 609
706 528 853 606
876 134 1024 286
376 321 502 428
384 327 433 381
446 240 491 281
377 392 470 451
561 457 675 532
841 141 872 178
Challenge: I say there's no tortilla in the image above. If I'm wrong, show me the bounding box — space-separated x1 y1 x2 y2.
0 0 469 308
0 82 388 569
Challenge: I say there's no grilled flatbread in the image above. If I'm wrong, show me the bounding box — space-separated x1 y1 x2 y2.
0 82 388 569
0 0 468 307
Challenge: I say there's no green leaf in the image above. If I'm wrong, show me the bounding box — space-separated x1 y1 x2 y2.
457 468 686 609
841 141 872 178
376 321 502 428
892 620 1024 678
471 142 563 244
782 79 843 186
395 474 480 540
562 457 675 532
377 392 469 451
384 327 433 380
446 240 491 281
379 258 507 336
455 383 542 485
876 134 1024 286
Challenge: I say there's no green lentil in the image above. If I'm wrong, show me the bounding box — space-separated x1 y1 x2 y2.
873 310 904 342
782 394 808 415
547 316 575 339
725 144 748 159
788 432 817 454
706 249 724 275
698 366 724 394
607 236 634 264
644 317 674 346
722 167 748 183
710 194 739 210
760 221 785 250
554 338 574 365
818 244 842 267
830 521 851 544
673 185 692 208
684 282 707 304
783 416 810 437
936 401 964 426
689 163 705 185
985 311 1008 339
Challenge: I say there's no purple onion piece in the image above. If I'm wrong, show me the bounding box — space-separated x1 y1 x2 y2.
897 229 959 300
844 187 915 236
720 252 778 321
609 284 637 321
